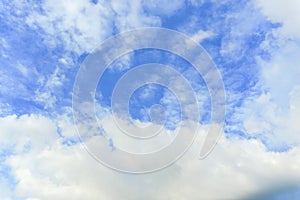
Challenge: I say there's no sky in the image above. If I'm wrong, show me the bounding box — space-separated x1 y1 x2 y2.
0 0 300 199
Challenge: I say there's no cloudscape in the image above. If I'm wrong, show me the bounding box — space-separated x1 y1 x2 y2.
1 0 300 199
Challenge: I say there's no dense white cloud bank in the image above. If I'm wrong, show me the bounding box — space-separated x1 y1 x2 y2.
1 114 300 199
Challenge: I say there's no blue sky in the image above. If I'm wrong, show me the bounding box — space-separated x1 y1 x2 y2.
1 0 300 199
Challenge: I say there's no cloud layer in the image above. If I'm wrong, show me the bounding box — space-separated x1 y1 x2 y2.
1 114 300 199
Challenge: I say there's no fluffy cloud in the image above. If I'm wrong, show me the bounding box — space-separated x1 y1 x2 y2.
1 114 300 199
254 0 300 39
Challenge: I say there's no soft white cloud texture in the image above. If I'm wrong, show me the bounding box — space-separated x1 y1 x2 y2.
1 114 300 199
254 0 300 39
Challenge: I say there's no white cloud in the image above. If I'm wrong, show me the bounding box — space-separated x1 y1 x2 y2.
191 30 215 44
241 39 300 147
243 89 300 149
1 114 300 199
254 0 300 39
25 0 161 56
259 42 300 107
25 0 114 54
0 115 58 153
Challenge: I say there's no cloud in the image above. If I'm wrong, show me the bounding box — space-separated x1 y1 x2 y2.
191 30 215 44
1 0 160 111
254 0 300 39
25 0 114 54
239 39 300 150
25 0 161 55
1 114 300 199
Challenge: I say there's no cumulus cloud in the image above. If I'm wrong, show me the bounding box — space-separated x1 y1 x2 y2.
1 114 300 199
